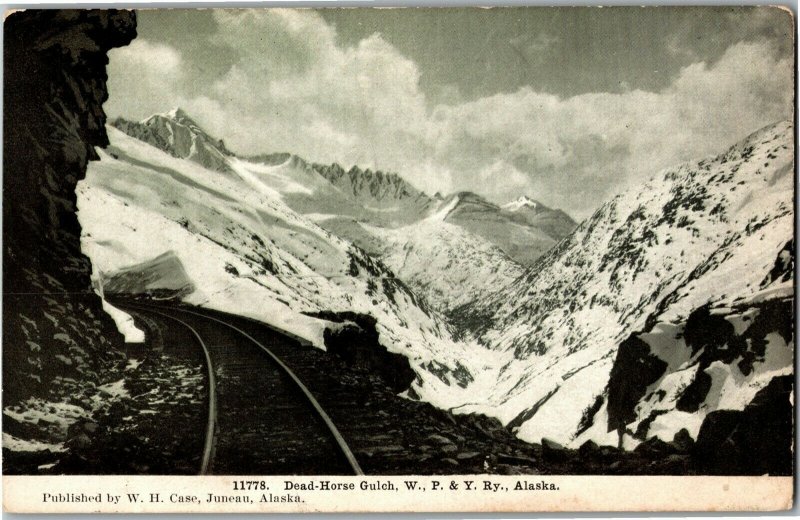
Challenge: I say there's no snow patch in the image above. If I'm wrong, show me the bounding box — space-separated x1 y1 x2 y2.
101 299 145 343
3 433 66 453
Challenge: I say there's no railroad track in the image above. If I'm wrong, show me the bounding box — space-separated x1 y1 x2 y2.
121 302 363 476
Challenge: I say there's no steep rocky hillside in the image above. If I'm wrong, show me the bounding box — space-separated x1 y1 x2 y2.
589 287 793 475
3 10 136 404
455 121 794 448
3 10 138 464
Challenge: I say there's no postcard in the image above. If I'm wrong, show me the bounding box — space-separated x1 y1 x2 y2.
2 6 794 513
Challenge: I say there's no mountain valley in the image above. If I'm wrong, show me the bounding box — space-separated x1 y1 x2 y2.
83 110 794 458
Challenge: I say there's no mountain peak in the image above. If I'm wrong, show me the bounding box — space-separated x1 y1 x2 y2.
452 191 490 203
114 107 233 172
503 196 541 212
166 107 188 118
147 107 199 128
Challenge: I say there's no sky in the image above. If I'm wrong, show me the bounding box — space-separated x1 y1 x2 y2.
105 7 794 219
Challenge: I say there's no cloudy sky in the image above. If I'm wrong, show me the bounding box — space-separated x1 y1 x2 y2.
106 7 793 218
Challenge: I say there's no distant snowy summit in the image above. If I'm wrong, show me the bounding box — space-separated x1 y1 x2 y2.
111 108 233 173
503 195 541 212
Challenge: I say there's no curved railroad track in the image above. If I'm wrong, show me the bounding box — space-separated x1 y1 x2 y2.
121 302 363 476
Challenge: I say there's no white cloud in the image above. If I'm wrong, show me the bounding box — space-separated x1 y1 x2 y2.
105 39 186 120
106 11 793 219
427 40 792 215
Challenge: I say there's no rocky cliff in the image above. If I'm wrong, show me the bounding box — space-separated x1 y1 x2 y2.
3 9 137 404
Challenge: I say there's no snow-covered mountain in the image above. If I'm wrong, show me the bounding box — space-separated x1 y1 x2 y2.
306 169 575 267
454 120 794 447
111 109 575 265
317 190 574 315
105 109 574 316
430 191 575 266
111 109 233 173
312 163 434 226
77 121 511 416
88 109 793 452
359 217 525 316
502 196 577 243
502 195 541 212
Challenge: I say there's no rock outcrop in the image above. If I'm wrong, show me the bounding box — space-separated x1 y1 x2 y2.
601 292 793 473
308 311 416 393
3 9 137 403
694 375 793 475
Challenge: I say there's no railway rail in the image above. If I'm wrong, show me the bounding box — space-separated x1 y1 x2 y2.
122 302 363 476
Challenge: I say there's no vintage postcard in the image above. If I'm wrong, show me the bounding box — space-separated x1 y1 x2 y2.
2 6 795 513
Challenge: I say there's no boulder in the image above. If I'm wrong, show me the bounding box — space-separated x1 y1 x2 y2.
672 428 694 453
634 436 676 458
578 439 600 459
426 433 453 445
694 375 793 475
66 433 92 450
441 458 459 467
541 438 568 462
456 451 481 460
440 444 458 454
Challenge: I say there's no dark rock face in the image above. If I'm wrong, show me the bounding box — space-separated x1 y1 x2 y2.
3 10 137 403
761 239 793 288
601 288 793 474
672 428 694 453
606 336 667 434
541 438 568 462
694 376 793 475
308 311 416 393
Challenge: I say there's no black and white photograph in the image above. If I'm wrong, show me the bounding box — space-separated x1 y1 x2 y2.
2 5 795 512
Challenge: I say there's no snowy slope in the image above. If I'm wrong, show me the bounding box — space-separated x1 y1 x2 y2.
359 218 525 315
455 120 794 446
502 196 577 242
107 108 570 321
428 192 573 265
77 125 512 413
